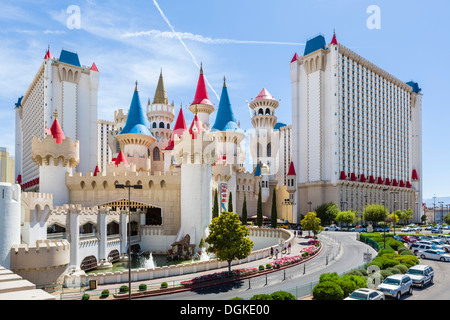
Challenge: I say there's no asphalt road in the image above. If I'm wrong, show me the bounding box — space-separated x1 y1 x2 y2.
142 231 378 300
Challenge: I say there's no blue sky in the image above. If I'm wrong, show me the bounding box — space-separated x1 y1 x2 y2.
0 0 448 201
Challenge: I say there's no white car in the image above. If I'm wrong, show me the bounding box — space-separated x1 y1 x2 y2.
418 249 450 262
344 288 385 300
324 225 341 231
430 240 450 252
406 265 434 288
377 274 413 300
401 227 412 232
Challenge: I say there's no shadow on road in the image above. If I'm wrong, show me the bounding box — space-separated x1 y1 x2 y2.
190 280 245 295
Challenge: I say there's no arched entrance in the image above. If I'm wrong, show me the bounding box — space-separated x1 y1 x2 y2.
80 255 97 271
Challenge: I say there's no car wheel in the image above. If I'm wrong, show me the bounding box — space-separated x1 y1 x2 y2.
441 257 445 262
430 277 434 284
420 254 426 259
408 286 413 295
396 291 401 300
421 281 425 288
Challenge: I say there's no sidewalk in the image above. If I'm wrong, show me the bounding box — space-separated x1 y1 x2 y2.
58 233 315 299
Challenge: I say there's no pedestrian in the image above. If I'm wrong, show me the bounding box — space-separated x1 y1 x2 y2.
300 229 303 237
275 248 279 259
270 247 274 259
283 243 287 254
288 242 291 254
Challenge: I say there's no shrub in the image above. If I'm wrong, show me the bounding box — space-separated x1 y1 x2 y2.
160 282 168 289
313 281 344 300
101 289 109 298
395 264 409 274
265 264 272 269
319 272 339 283
337 275 366 298
230 297 244 300
119 285 129 293
371 256 400 269
386 266 403 275
345 268 368 278
250 294 273 300
139 284 147 291
259 265 265 271
81 293 90 300
380 269 394 280
270 291 296 300
378 248 396 255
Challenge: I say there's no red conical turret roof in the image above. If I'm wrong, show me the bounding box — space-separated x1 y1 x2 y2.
114 150 128 167
91 62 99 72
290 53 300 63
189 113 203 139
50 117 65 144
93 165 100 176
330 32 338 45
163 107 188 151
44 47 52 60
287 161 296 176
191 64 213 106
253 88 275 102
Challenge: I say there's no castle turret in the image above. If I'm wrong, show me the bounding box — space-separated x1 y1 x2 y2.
32 111 79 206
170 115 219 249
147 70 175 172
0 183 21 269
188 64 215 130
115 82 156 172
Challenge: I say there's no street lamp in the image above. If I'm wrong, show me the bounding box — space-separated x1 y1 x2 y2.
382 188 388 249
307 201 312 213
115 183 143 300
433 195 436 224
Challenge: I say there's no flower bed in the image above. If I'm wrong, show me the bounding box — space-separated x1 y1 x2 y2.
180 268 258 286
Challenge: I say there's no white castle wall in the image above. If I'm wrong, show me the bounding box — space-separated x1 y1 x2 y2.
0 183 21 269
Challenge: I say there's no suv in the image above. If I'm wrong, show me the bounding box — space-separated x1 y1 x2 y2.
344 288 385 300
410 243 436 254
377 274 413 299
406 265 434 288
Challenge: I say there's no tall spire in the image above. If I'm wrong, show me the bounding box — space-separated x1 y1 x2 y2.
212 77 237 132
120 82 152 136
49 109 65 144
330 30 338 45
153 69 168 105
191 63 213 106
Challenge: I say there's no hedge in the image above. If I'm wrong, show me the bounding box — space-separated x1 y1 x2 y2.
313 281 344 300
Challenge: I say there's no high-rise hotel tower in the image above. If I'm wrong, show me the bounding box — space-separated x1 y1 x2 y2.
290 33 423 222
15 48 99 190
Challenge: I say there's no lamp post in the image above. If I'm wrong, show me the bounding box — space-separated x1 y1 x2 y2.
115 183 143 300
382 188 388 249
390 191 398 235
439 202 444 224
433 195 436 224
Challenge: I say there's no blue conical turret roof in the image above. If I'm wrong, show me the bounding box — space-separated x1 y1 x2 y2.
120 82 152 136
212 78 239 132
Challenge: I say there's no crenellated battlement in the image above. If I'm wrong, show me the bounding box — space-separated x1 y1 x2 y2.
10 240 70 271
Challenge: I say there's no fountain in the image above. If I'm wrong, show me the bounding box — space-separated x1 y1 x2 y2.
192 247 214 262
145 252 157 269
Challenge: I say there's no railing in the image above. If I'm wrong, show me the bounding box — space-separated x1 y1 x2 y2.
47 232 67 240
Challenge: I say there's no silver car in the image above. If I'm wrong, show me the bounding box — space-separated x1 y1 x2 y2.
406 265 434 288
418 249 450 262
344 288 385 300
377 274 413 299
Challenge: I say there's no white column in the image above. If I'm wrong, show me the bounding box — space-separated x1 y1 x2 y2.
98 207 108 263
69 205 80 270
120 210 128 259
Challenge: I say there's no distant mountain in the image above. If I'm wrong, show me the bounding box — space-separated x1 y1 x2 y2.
423 197 450 207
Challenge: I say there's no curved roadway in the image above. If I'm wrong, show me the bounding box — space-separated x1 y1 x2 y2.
142 231 377 300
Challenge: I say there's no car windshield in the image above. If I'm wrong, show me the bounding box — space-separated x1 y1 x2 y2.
383 278 400 285
406 269 423 275
349 292 368 300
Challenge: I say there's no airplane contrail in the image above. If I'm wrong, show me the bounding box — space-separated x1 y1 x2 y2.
123 30 305 46
152 0 219 101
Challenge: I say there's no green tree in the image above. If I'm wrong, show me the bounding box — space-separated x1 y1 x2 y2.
421 214 428 224
363 204 388 225
301 212 323 238
206 212 254 273
212 189 219 219
335 210 356 230
314 202 340 226
389 210 401 234
241 193 248 225
402 208 413 224
256 185 263 227
444 213 450 225
228 192 233 212
271 188 277 228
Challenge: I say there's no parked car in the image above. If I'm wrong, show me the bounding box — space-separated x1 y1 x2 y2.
412 227 422 232
324 225 341 231
393 235 405 243
438 235 450 243
431 228 443 234
418 249 450 262
376 227 390 232
401 227 412 232
377 274 413 300
406 265 434 288
410 243 437 255
402 236 417 243
413 241 444 251
430 240 450 253
344 288 385 300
